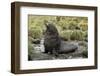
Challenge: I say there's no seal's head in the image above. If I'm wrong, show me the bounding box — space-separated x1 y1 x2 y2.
44 20 58 34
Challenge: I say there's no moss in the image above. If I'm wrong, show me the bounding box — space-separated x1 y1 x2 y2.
70 30 84 41
68 21 78 30
28 26 42 39
79 22 88 31
82 50 88 58
60 30 72 41
28 40 35 60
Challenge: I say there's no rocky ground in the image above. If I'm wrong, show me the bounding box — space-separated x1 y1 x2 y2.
28 41 88 61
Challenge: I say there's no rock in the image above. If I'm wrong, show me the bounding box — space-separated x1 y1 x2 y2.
32 39 40 44
58 41 78 54
30 53 54 60
78 41 87 47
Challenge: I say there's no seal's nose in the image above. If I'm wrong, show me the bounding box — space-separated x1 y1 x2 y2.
45 23 49 28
